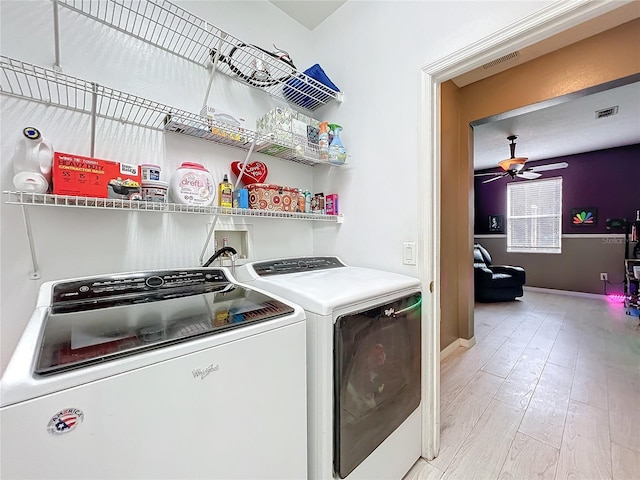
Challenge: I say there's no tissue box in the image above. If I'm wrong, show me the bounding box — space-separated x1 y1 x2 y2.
247 184 298 212
200 105 246 128
52 152 141 200
256 107 296 145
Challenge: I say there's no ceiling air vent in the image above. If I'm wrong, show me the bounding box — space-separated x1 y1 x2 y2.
482 51 519 70
595 106 619 119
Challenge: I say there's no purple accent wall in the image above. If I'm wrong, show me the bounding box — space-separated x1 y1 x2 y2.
474 144 640 234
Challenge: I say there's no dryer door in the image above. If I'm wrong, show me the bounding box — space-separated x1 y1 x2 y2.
333 293 421 478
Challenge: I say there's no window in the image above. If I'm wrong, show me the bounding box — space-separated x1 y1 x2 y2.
507 177 562 253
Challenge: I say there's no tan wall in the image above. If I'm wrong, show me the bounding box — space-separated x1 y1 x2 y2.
439 19 640 350
440 80 462 349
474 236 628 295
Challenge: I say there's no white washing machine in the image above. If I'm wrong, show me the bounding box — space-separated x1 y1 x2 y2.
1 267 307 479
236 257 423 480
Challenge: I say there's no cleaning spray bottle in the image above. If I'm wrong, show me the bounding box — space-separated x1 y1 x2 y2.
219 174 233 207
318 121 329 160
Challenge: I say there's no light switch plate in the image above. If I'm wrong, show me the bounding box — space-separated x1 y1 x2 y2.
402 242 417 265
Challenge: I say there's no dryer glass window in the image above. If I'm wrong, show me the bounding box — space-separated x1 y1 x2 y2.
333 293 422 478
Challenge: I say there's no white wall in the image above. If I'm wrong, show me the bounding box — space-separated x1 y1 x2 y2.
0 0 319 373
1 0 554 373
309 0 555 274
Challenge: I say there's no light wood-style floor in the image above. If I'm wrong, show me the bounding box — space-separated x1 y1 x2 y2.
405 289 640 480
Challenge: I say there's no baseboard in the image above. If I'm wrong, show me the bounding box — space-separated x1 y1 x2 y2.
440 336 477 359
460 337 476 348
524 285 607 300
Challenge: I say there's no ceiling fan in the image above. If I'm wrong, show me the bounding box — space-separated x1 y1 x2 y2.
475 135 569 184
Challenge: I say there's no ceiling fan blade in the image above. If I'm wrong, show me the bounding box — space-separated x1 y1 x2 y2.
482 174 507 184
474 172 503 177
527 162 569 172
518 171 542 180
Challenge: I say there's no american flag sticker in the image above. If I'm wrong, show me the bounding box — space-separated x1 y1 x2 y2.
47 408 84 435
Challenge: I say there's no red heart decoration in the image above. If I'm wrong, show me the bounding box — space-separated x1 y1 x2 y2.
231 161 268 185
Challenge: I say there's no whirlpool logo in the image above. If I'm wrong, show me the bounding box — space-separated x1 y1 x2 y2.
192 363 219 380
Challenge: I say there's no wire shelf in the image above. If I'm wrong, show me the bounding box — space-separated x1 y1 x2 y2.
57 0 342 111
0 55 345 166
3 191 344 223
164 114 344 167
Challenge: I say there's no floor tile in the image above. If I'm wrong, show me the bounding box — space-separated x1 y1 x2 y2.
611 442 640 480
497 432 559 480
608 364 640 452
518 363 573 448
547 328 579 370
493 347 547 409
440 345 497 407
555 400 612 480
441 400 524 480
430 371 504 472
404 458 444 480
570 358 608 410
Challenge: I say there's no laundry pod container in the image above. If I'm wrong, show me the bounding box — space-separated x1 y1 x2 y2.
169 162 215 206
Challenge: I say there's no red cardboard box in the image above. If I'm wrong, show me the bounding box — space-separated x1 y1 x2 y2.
53 152 141 200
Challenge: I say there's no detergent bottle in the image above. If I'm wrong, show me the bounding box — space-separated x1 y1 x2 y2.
328 124 346 165
12 127 54 193
219 174 233 207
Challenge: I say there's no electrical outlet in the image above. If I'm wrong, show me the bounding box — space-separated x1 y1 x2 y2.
600 273 608 281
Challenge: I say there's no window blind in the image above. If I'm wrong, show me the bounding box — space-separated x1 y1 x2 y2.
507 177 562 254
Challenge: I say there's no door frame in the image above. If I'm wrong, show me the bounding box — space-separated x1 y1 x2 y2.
417 0 632 460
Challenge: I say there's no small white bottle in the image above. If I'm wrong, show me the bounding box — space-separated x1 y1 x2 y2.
13 126 54 193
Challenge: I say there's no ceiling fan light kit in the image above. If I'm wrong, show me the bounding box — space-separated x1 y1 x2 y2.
498 157 527 171
476 135 569 184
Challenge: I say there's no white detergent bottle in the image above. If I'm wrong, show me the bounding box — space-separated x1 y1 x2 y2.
12 127 54 193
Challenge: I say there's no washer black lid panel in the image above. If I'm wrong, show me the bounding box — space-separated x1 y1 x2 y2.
252 256 346 276
35 269 294 375
51 269 230 313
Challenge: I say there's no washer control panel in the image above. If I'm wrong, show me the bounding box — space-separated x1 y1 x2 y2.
52 269 229 306
253 257 346 276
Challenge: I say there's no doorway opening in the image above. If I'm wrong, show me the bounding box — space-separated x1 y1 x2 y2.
418 0 634 461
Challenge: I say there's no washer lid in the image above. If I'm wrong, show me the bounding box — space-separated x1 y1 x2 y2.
35 269 296 375
239 265 421 315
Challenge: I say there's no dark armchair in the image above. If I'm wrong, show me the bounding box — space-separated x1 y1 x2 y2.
473 243 526 302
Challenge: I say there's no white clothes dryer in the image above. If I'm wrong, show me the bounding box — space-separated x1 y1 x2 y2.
236 256 423 480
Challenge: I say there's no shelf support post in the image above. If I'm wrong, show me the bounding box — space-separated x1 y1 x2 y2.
199 215 220 266
199 136 257 265
233 136 258 190
52 0 62 71
90 82 98 157
21 205 41 280
202 31 227 113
